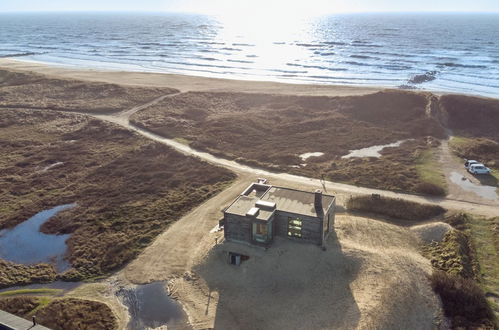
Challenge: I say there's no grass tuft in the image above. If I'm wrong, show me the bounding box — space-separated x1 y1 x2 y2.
0 288 62 297
430 271 496 329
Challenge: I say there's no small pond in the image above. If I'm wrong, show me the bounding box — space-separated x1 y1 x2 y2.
450 172 498 201
117 281 190 330
0 204 75 272
342 140 407 158
299 152 324 161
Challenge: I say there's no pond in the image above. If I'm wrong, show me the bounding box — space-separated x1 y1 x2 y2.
449 172 498 201
342 140 407 158
0 204 75 272
299 152 324 161
117 281 190 330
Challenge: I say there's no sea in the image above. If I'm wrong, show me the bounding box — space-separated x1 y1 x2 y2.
1 12 498 98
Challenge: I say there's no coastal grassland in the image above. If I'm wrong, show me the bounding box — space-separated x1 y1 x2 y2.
130 90 448 194
0 260 56 289
0 288 62 297
422 213 498 328
414 148 448 195
345 195 446 222
0 69 177 113
0 296 117 330
440 94 499 142
0 108 235 281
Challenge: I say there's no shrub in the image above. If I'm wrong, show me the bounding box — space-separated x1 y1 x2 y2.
430 271 496 329
415 182 446 196
422 230 477 278
346 195 446 221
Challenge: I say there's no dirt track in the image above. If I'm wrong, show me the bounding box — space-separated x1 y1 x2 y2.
1 61 498 329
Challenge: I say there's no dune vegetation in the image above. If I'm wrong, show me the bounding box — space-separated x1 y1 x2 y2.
423 213 498 328
0 69 177 113
0 260 57 289
130 90 448 195
346 195 446 222
0 296 117 330
0 109 235 281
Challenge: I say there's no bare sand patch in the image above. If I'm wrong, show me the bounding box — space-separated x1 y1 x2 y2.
411 222 453 244
172 214 442 330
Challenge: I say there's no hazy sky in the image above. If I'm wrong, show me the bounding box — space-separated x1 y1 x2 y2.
1 0 499 14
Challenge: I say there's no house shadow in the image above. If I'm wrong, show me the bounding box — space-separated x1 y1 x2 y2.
193 228 362 330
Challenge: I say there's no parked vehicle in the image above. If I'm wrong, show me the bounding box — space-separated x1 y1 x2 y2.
468 163 491 175
464 159 479 169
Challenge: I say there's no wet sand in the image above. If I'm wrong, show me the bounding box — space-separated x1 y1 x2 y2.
0 58 382 96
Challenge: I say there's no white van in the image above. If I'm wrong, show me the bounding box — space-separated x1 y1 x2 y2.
468 163 491 175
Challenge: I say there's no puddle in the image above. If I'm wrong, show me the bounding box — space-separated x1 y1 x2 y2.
0 204 75 272
117 281 190 330
450 172 498 201
342 140 407 158
299 152 324 161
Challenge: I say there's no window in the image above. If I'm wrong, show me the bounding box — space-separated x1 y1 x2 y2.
255 223 268 236
288 217 302 238
253 222 270 243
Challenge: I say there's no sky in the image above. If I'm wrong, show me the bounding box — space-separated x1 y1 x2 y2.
1 0 499 15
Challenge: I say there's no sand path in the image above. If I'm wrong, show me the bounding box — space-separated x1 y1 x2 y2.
1 61 497 329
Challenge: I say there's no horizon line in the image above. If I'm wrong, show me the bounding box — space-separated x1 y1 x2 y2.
1 9 499 14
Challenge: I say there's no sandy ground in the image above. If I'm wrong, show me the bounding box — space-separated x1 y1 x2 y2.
121 174 445 330
0 58 381 96
438 138 498 204
1 60 498 329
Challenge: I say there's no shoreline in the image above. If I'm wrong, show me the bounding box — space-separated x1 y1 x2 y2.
2 58 496 100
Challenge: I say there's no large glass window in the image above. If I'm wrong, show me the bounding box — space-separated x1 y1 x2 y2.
288 217 302 238
253 222 270 243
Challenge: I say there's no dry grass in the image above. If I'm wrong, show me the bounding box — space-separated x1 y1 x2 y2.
422 230 477 278
346 195 446 221
430 271 496 329
423 213 499 328
0 109 235 280
0 69 177 113
131 90 448 194
0 260 56 289
0 296 117 330
440 95 499 142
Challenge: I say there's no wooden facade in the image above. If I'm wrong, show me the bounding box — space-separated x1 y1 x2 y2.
223 182 335 248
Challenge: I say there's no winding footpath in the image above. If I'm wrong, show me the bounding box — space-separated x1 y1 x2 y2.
89 94 498 217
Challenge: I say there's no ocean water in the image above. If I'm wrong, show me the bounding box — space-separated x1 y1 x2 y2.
0 12 498 97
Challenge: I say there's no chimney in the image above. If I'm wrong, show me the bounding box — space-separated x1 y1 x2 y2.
314 189 324 217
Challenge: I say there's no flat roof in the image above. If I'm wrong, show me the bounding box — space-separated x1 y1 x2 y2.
261 186 334 217
225 184 334 219
225 195 274 221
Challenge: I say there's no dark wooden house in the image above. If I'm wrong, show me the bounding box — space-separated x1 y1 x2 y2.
223 180 335 247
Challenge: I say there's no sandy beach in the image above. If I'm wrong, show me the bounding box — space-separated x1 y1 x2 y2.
0 58 383 96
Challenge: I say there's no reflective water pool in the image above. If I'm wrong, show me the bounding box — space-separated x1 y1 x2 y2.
117 281 190 330
0 204 75 272
342 140 407 158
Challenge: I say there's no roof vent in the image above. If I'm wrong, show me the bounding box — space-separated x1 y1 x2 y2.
246 207 260 217
255 200 276 210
